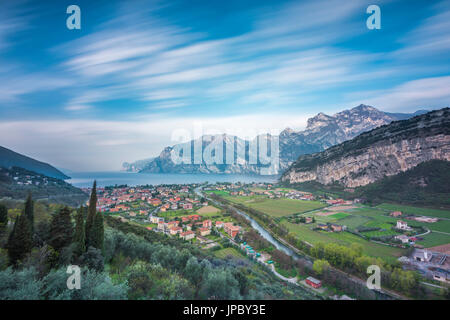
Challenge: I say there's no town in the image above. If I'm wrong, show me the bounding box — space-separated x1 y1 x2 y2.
81 181 449 294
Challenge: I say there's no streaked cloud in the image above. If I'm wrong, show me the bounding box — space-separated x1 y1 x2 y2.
0 0 449 170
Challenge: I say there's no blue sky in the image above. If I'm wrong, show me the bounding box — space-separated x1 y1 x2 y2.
0 0 449 171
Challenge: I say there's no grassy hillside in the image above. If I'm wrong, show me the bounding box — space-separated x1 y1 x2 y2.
354 160 450 208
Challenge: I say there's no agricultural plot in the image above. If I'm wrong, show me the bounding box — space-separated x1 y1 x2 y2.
338 215 371 229
309 211 350 224
282 201 448 261
330 204 450 247
225 195 325 217
214 247 245 259
325 232 405 263
281 221 405 263
206 190 230 196
196 205 221 217
329 212 350 219
419 232 450 248
376 203 450 219
361 229 399 238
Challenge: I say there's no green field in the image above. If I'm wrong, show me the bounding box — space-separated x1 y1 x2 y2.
329 212 350 219
419 232 450 247
361 229 399 238
225 195 326 217
281 221 405 263
213 247 245 259
206 190 230 196
338 215 371 229
376 203 450 219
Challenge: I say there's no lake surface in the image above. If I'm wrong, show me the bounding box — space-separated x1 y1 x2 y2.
67 171 279 188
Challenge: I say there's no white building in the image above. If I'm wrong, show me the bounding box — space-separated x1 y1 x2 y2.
395 234 410 244
413 249 433 262
396 220 412 231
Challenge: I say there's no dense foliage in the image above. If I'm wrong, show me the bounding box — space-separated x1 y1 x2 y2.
0 185 318 300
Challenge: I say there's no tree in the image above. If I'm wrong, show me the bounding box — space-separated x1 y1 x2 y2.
49 207 73 252
85 181 97 248
91 211 104 252
313 259 330 276
79 246 104 271
0 267 42 299
73 207 86 257
24 193 34 233
6 213 33 266
0 203 7 228
184 257 203 290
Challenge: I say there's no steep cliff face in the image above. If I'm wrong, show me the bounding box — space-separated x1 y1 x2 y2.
282 108 450 187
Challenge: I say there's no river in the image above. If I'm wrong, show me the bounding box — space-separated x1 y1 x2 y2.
196 187 307 261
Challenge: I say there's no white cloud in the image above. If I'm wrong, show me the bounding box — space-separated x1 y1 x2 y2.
392 1 450 59
0 113 310 171
347 76 450 111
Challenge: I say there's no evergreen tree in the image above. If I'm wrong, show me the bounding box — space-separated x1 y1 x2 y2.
85 181 97 248
0 203 7 227
91 211 104 252
6 213 33 266
73 207 86 257
24 193 34 233
49 207 73 252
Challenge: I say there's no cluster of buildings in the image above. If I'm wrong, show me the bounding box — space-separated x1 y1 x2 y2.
87 184 205 215
208 183 318 201
326 198 352 205
317 223 346 232
391 211 439 223
405 249 450 283
393 220 420 245
284 191 315 201
1 167 57 186
153 214 241 241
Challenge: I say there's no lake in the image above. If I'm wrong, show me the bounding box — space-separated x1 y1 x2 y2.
67 171 279 188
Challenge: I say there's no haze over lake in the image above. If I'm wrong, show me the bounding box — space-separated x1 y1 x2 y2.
67 171 279 188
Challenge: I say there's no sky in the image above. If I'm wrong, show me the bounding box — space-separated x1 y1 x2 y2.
0 0 449 171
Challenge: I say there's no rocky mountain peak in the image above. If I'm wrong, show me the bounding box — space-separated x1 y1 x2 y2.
280 127 295 136
132 105 432 175
306 112 336 130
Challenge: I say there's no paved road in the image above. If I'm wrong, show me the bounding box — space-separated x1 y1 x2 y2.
268 264 298 285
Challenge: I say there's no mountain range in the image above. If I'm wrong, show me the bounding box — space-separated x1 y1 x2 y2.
0 146 69 180
124 105 429 175
281 108 450 187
